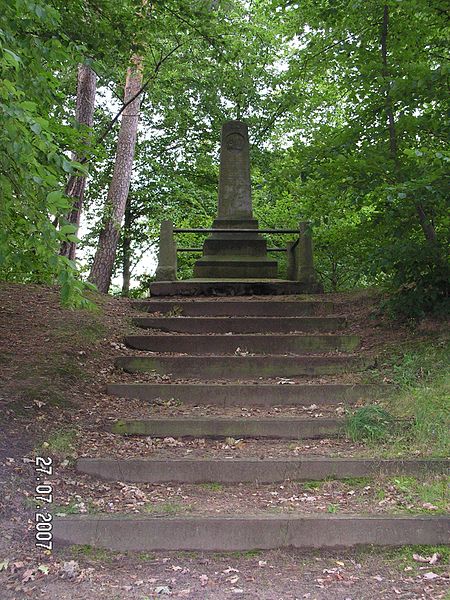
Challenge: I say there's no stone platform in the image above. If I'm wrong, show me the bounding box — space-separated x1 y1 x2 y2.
149 278 322 296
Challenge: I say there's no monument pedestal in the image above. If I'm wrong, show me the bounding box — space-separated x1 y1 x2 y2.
193 217 277 278
193 121 277 279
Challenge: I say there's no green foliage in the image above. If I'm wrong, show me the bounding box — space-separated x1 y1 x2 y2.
346 405 396 442
379 240 449 320
0 0 94 306
1 0 448 310
383 340 450 456
390 476 449 514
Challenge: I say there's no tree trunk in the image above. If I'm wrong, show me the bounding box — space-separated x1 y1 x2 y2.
121 197 133 296
88 55 143 293
380 5 437 244
60 63 97 260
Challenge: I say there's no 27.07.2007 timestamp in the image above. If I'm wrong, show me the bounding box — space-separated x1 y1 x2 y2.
34 456 53 551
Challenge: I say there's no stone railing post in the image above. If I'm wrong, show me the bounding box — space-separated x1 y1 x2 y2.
155 220 177 281
286 240 297 281
287 221 323 292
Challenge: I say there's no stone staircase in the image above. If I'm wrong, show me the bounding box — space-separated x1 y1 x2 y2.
53 296 449 551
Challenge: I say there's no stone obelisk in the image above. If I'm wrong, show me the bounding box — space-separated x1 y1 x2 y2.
193 121 277 278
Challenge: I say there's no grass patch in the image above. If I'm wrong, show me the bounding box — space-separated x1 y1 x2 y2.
378 545 450 571
51 502 82 515
138 552 157 561
46 358 86 383
38 428 77 458
351 338 449 455
302 480 323 491
346 406 397 442
211 550 263 559
21 384 72 408
52 317 107 346
199 482 223 492
167 305 184 317
69 545 114 561
389 476 449 513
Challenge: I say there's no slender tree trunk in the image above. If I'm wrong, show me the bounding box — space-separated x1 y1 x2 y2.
121 197 133 296
380 5 437 244
60 63 97 260
89 55 143 293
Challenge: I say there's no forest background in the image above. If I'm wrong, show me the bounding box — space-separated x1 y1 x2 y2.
1 0 448 318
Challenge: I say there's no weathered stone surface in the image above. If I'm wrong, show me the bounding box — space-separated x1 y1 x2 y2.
149 279 319 296
125 333 360 354
115 355 366 378
193 256 277 279
193 121 277 278
106 383 389 406
131 299 335 316
132 315 346 333
154 220 177 281
77 457 450 484
287 222 323 290
110 416 343 438
53 514 450 551
218 121 252 219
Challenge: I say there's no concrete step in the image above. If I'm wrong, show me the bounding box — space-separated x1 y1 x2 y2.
132 300 335 316
106 382 387 406
77 457 450 484
125 334 360 354
149 279 321 297
53 514 450 551
132 316 345 333
110 416 343 438
115 355 367 378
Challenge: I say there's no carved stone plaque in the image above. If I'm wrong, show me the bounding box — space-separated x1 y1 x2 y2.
225 132 245 152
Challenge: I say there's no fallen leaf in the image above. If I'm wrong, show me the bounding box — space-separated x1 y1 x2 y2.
155 585 172 595
22 569 35 582
224 567 239 574
38 565 49 575
422 502 439 510
423 572 439 580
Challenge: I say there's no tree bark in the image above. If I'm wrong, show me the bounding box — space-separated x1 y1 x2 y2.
88 55 143 293
121 197 133 296
380 5 437 244
60 63 97 260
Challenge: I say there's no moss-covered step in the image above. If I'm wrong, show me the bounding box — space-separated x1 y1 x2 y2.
115 355 368 378
132 316 346 334
76 457 450 484
106 382 387 406
131 300 335 316
125 334 360 354
110 416 343 438
53 514 450 551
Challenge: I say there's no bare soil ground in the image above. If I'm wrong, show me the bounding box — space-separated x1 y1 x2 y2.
0 282 448 599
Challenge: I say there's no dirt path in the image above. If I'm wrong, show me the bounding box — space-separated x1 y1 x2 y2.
0 283 448 599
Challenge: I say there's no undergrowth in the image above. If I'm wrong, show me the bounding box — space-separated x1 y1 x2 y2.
346 337 449 456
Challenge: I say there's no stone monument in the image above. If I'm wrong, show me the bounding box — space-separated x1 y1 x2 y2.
193 121 277 278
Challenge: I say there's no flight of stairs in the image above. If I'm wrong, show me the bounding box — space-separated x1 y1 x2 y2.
53 297 449 551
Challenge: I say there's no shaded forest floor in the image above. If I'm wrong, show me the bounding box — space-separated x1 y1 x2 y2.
0 282 448 599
